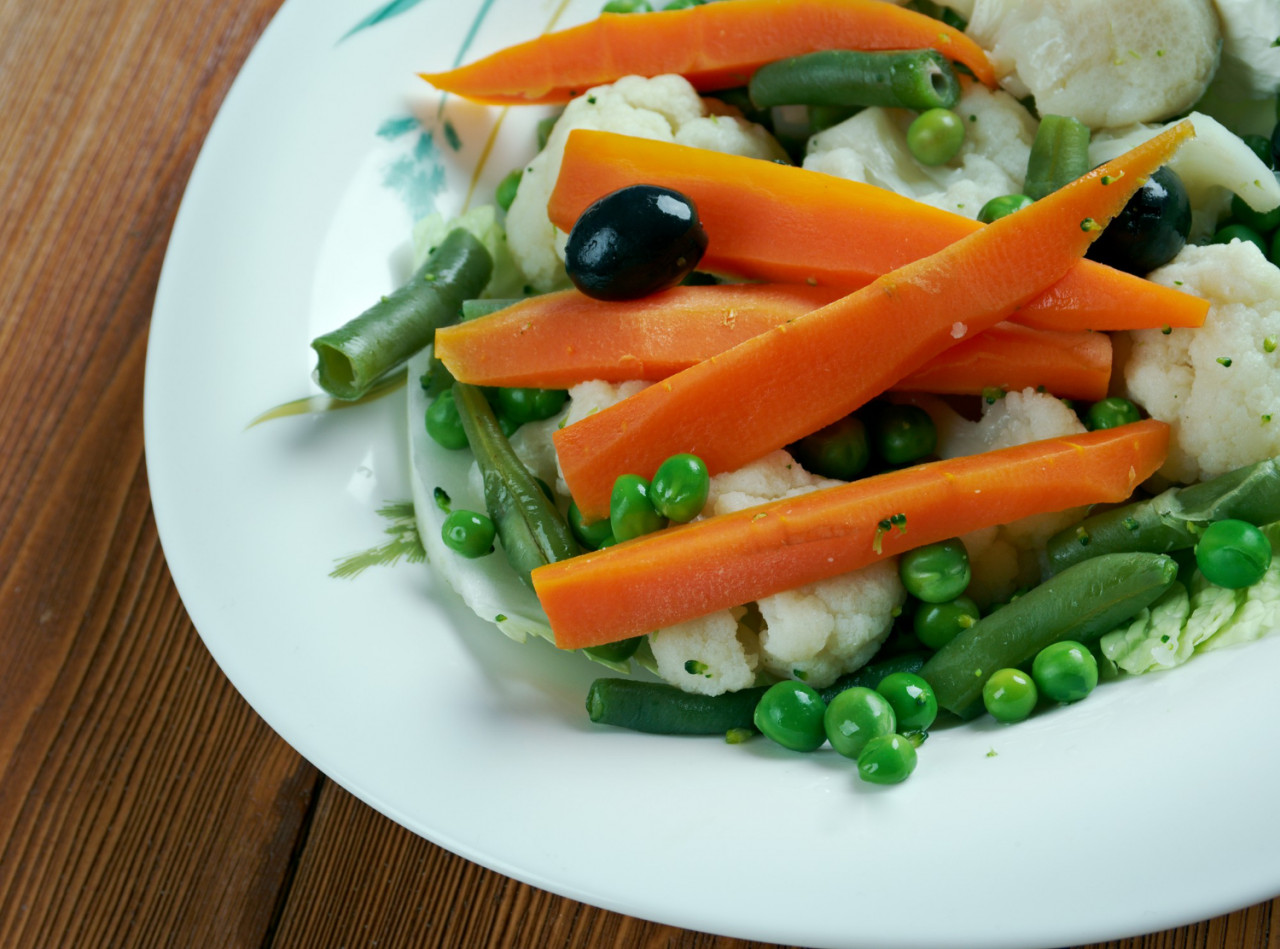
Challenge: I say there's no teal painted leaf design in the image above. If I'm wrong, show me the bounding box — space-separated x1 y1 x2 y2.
340 0 428 42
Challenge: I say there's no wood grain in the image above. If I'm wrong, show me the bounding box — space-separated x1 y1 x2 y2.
0 0 1276 945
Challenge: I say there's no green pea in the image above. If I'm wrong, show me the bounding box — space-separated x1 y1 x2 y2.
650 453 710 522
1195 518 1273 589
790 415 869 480
1085 396 1141 431
875 672 938 731
1212 223 1268 256
906 108 965 167
1230 192 1280 235
899 538 970 604
823 686 896 759
496 168 522 212
583 636 643 663
982 668 1038 723
492 386 568 424
441 509 496 558
856 733 918 785
913 595 979 650
754 681 827 752
602 0 651 10
871 403 936 466
1031 640 1098 703
977 193 1033 224
609 474 667 542
425 389 469 450
569 499 615 550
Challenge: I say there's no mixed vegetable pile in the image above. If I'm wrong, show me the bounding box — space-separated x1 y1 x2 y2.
314 0 1280 786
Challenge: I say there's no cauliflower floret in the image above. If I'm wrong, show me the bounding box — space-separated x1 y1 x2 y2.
755 561 905 687
704 449 843 514
1091 112 1280 241
1209 0 1280 99
803 83 1037 219
927 389 1089 606
650 609 761 697
1120 242 1280 484
506 74 786 291
965 0 1221 129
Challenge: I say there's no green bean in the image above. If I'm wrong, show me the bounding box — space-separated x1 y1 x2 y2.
461 298 521 321
919 552 1177 716
311 229 492 400
749 49 960 112
584 652 927 735
1046 457 1280 573
452 382 579 588
1024 114 1091 201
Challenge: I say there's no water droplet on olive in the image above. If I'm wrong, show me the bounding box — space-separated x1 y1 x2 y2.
1085 165 1190 275
565 185 709 300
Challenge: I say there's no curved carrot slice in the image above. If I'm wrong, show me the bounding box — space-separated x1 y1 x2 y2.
420 0 994 105
535 420 1170 649
555 120 1195 520
434 285 1112 400
548 130 1209 333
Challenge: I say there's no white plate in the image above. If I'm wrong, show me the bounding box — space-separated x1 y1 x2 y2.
144 1 1280 945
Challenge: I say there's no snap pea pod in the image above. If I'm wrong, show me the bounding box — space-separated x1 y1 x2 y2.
452 382 579 588
311 229 491 400
1046 457 1280 573
1023 114 1091 201
748 49 960 112
920 552 1177 716
585 653 926 735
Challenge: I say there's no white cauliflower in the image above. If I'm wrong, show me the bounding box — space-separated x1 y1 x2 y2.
1090 112 1280 241
652 450 906 694
505 74 787 291
1120 241 1280 484
965 0 1221 129
1209 0 1280 99
924 389 1090 607
803 83 1037 218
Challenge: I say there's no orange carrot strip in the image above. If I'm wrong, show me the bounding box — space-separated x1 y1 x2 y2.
555 121 1194 520
421 0 994 105
548 130 1209 333
893 322 1112 401
435 285 1112 400
535 420 1170 648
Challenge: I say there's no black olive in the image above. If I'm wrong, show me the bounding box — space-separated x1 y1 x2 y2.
1085 164 1191 275
565 185 708 300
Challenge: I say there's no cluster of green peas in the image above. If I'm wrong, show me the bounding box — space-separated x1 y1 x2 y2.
1210 128 1280 267
574 453 712 550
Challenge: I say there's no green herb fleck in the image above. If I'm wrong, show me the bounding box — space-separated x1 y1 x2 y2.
986 748 998 758
433 486 451 512
1080 217 1101 232
495 613 507 622
1123 516 1140 532
1076 527 1091 548
1265 337 1277 353
1161 325 1172 335
684 659 710 676
982 386 1005 404
1217 356 1233 367
1160 634 1171 643
725 728 755 745
1264 414 1273 425
792 669 809 681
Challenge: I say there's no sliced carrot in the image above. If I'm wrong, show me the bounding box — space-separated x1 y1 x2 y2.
555 120 1194 520
535 420 1170 648
548 130 1209 333
435 285 1112 401
421 0 994 105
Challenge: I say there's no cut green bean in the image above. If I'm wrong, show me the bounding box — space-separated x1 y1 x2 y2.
584 652 926 735
1023 114 1091 201
1046 457 1280 573
748 49 960 112
452 382 579 588
461 298 522 321
311 229 491 400
919 553 1177 716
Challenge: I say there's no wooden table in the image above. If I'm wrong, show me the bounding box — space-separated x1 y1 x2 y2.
2 0 1277 945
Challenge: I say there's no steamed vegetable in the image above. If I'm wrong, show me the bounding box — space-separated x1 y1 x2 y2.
420 0 995 105
920 552 1179 717
747 49 961 112
548 130 1210 332
535 421 1171 650
311 229 491 400
435 286 1113 399
554 121 1193 520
